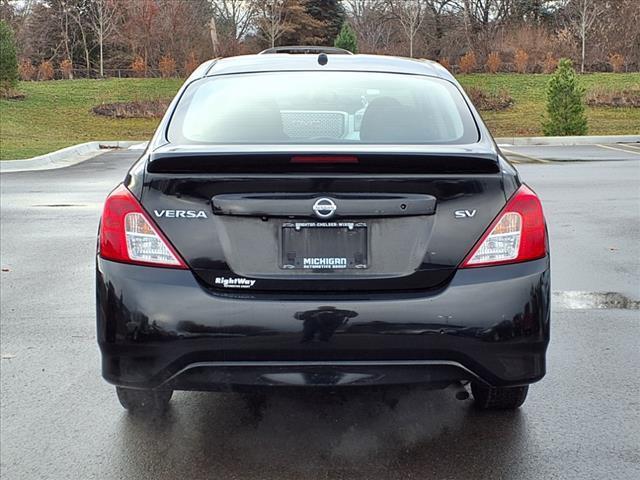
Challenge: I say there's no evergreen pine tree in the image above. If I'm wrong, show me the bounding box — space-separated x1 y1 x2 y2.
542 59 588 136
302 0 345 45
334 23 357 53
0 20 19 96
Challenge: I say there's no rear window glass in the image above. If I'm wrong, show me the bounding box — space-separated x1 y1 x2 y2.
168 71 479 145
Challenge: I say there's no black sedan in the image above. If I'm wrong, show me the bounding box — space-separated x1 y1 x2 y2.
97 49 550 414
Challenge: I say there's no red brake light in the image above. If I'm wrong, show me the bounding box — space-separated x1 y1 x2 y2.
99 185 187 269
290 155 359 164
461 185 547 268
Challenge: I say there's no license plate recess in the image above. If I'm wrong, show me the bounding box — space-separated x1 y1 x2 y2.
281 222 368 270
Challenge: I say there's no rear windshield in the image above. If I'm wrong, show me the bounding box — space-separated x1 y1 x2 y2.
167 71 479 145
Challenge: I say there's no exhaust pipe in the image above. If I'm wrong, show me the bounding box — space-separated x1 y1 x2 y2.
453 382 470 401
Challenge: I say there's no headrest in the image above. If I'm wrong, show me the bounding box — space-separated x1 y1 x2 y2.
360 97 425 143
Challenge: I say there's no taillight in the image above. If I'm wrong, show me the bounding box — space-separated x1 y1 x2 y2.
461 185 546 268
99 185 187 269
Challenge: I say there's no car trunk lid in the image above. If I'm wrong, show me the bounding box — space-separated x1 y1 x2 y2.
140 145 505 293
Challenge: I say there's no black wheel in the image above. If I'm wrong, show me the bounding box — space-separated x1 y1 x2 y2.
471 383 528 410
116 386 173 414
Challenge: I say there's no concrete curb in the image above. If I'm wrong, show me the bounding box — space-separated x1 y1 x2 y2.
495 135 640 146
0 141 142 174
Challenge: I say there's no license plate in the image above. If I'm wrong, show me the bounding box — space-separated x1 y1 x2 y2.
281 222 368 270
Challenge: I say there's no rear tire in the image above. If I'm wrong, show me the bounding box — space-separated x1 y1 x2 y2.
471 383 528 410
116 386 173 414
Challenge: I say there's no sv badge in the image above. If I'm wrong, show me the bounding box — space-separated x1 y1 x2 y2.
454 209 477 219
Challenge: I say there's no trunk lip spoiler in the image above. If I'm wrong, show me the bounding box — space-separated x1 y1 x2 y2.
148 142 499 160
146 145 500 175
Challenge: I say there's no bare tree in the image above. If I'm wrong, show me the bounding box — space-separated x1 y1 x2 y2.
255 0 289 49
9 0 640 74
462 0 491 27
66 1 92 76
458 0 513 27
425 0 459 57
209 17 220 56
564 0 606 73
388 0 429 57
54 0 74 77
344 0 394 53
86 0 120 77
595 0 640 69
1 0 36 43
254 0 308 48
209 0 256 49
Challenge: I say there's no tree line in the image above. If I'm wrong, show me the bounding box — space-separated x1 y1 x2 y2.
1 0 638 80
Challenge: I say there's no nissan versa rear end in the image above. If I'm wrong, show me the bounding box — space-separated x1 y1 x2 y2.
96 52 550 414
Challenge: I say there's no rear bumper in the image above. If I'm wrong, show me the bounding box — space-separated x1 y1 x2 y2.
97 257 550 390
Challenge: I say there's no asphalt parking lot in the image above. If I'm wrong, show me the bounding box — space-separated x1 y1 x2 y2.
501 142 640 163
1 149 639 479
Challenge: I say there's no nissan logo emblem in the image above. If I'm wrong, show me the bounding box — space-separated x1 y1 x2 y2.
312 198 337 219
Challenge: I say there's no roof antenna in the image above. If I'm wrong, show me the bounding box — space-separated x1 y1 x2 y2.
318 53 328 66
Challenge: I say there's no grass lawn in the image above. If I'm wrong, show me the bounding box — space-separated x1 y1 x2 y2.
1 73 639 160
0 78 182 160
457 73 640 138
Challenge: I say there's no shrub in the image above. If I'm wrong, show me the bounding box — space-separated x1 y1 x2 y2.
514 49 529 73
92 100 170 119
485 52 501 73
184 51 199 76
131 55 147 77
19 59 36 81
334 23 358 54
586 87 640 108
60 59 73 79
467 87 514 111
609 53 625 73
158 55 176 78
459 51 477 74
0 20 19 94
542 59 587 136
438 57 451 71
38 60 54 80
543 53 557 74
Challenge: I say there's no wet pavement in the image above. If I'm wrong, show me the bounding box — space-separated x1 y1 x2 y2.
1 151 639 479
553 291 640 310
516 160 639 299
501 142 640 163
